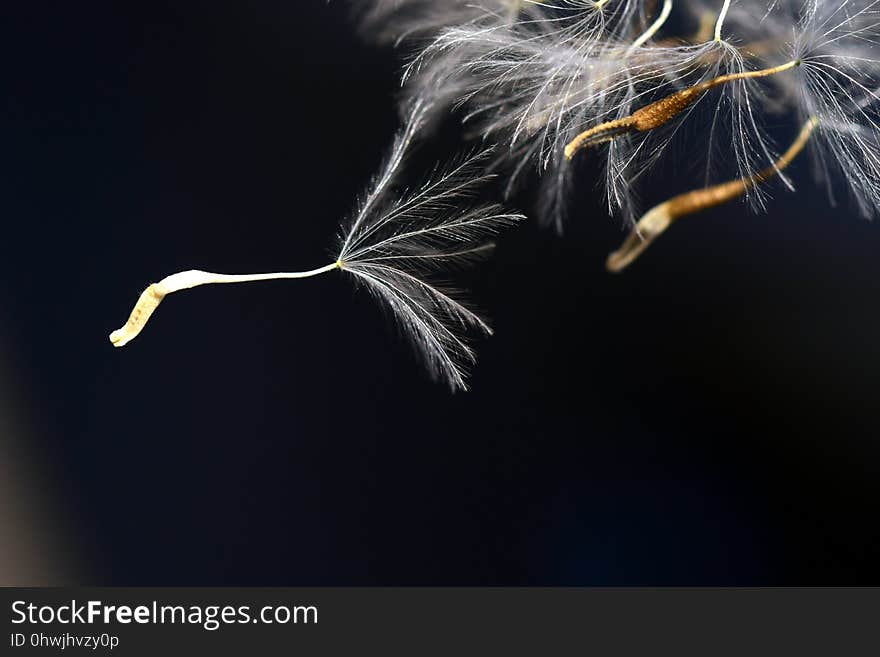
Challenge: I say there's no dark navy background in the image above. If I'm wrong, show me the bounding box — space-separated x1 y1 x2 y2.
2 0 878 584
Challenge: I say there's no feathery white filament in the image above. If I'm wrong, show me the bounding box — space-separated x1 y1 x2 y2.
337 103 524 390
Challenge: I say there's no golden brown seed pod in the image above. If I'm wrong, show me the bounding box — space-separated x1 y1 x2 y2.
606 116 818 272
565 60 800 160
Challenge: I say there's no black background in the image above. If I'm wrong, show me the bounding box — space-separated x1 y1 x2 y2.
2 0 879 584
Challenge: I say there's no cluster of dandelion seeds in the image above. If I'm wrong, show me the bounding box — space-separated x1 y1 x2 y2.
110 0 880 390
109 99 524 391
365 0 880 268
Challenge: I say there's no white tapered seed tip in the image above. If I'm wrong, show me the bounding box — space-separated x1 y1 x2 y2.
109 284 167 348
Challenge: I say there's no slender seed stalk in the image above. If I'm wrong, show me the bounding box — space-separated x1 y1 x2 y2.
606 116 818 272
629 0 673 51
109 263 340 347
565 60 801 159
714 0 732 42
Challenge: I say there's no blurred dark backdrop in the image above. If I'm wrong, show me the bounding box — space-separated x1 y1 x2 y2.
1 0 878 585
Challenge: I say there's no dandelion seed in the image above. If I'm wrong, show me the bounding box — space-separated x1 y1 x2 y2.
564 59 801 158
109 100 524 391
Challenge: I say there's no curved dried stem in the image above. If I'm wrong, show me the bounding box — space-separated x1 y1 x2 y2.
606 116 818 272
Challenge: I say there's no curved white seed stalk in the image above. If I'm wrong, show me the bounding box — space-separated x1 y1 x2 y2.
714 0 732 42
629 0 673 51
109 264 340 348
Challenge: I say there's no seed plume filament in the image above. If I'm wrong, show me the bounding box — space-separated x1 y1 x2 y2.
565 60 801 159
109 263 341 348
605 117 818 273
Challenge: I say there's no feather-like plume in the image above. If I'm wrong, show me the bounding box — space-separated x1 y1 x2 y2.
337 99 524 390
791 0 880 217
